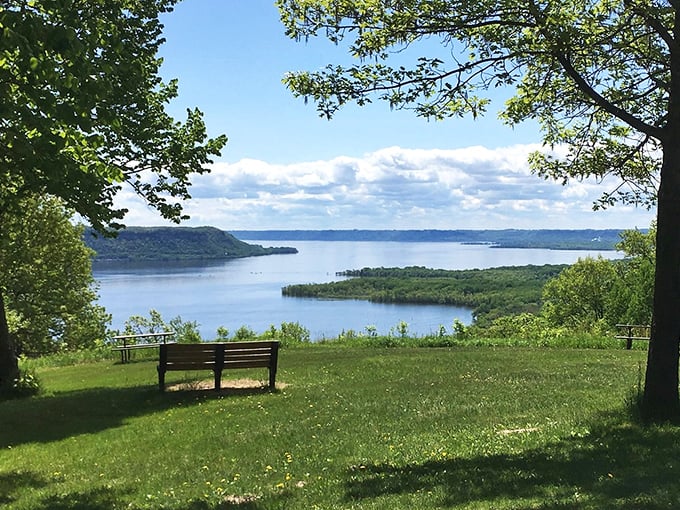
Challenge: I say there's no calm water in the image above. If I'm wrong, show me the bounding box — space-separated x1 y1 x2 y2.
93 241 619 339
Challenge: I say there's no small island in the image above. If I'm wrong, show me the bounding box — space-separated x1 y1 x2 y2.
84 226 298 262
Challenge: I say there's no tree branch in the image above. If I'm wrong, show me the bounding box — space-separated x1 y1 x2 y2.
523 0 663 140
555 52 663 139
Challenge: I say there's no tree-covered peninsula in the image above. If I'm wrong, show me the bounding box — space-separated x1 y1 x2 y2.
84 226 297 262
283 265 567 324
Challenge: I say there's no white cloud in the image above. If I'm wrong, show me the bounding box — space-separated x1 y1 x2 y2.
115 144 656 230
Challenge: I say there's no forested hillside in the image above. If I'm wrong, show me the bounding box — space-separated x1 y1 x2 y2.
232 229 626 249
84 226 297 261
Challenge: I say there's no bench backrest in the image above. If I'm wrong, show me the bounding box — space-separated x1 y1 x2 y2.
158 341 280 391
160 341 279 371
222 341 279 370
161 343 218 371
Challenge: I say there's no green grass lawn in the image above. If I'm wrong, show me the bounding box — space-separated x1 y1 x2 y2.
2 345 678 509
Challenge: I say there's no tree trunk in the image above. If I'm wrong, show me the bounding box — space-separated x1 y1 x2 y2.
643 143 680 420
0 288 20 393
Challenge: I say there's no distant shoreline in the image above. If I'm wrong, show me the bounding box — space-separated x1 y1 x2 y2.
231 229 630 250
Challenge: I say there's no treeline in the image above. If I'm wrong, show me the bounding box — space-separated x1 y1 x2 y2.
283 264 567 324
233 229 626 250
84 226 297 261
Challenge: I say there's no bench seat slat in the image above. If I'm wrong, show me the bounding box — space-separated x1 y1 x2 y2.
224 352 274 360
224 360 274 369
166 350 215 359
224 356 274 364
224 347 274 354
165 362 216 371
165 360 215 367
222 341 276 350
165 357 215 363
166 345 217 353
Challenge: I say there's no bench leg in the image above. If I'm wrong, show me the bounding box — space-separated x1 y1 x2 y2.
158 368 166 392
214 369 222 391
268 367 276 390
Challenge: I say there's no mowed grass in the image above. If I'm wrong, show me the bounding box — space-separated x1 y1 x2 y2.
2 345 678 509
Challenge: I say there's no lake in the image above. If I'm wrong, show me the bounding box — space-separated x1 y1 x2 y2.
93 240 619 340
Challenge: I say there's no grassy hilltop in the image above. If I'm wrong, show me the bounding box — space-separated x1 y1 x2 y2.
3 343 677 509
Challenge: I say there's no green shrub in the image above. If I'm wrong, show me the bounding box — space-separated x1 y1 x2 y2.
278 321 311 346
168 316 202 343
473 313 551 340
233 325 256 340
1 367 41 400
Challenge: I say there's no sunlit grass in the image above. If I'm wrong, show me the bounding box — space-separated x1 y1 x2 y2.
3 345 674 509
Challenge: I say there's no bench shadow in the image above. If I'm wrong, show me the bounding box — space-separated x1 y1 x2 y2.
0 381 278 449
344 412 680 509
164 377 280 395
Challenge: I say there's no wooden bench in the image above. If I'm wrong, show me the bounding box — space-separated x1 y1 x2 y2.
615 324 651 350
112 331 176 363
157 341 280 392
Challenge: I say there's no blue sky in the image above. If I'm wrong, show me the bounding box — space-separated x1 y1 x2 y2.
117 0 655 231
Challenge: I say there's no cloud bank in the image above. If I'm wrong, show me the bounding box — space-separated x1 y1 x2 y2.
118 144 655 230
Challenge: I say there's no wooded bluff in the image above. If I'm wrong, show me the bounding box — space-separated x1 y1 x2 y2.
84 226 297 261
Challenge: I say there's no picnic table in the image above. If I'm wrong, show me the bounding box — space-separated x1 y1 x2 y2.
615 324 650 350
112 331 176 363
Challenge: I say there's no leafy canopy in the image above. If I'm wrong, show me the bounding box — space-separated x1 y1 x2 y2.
278 0 667 208
0 0 226 391
542 256 618 328
540 226 655 330
0 195 110 355
0 0 227 231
